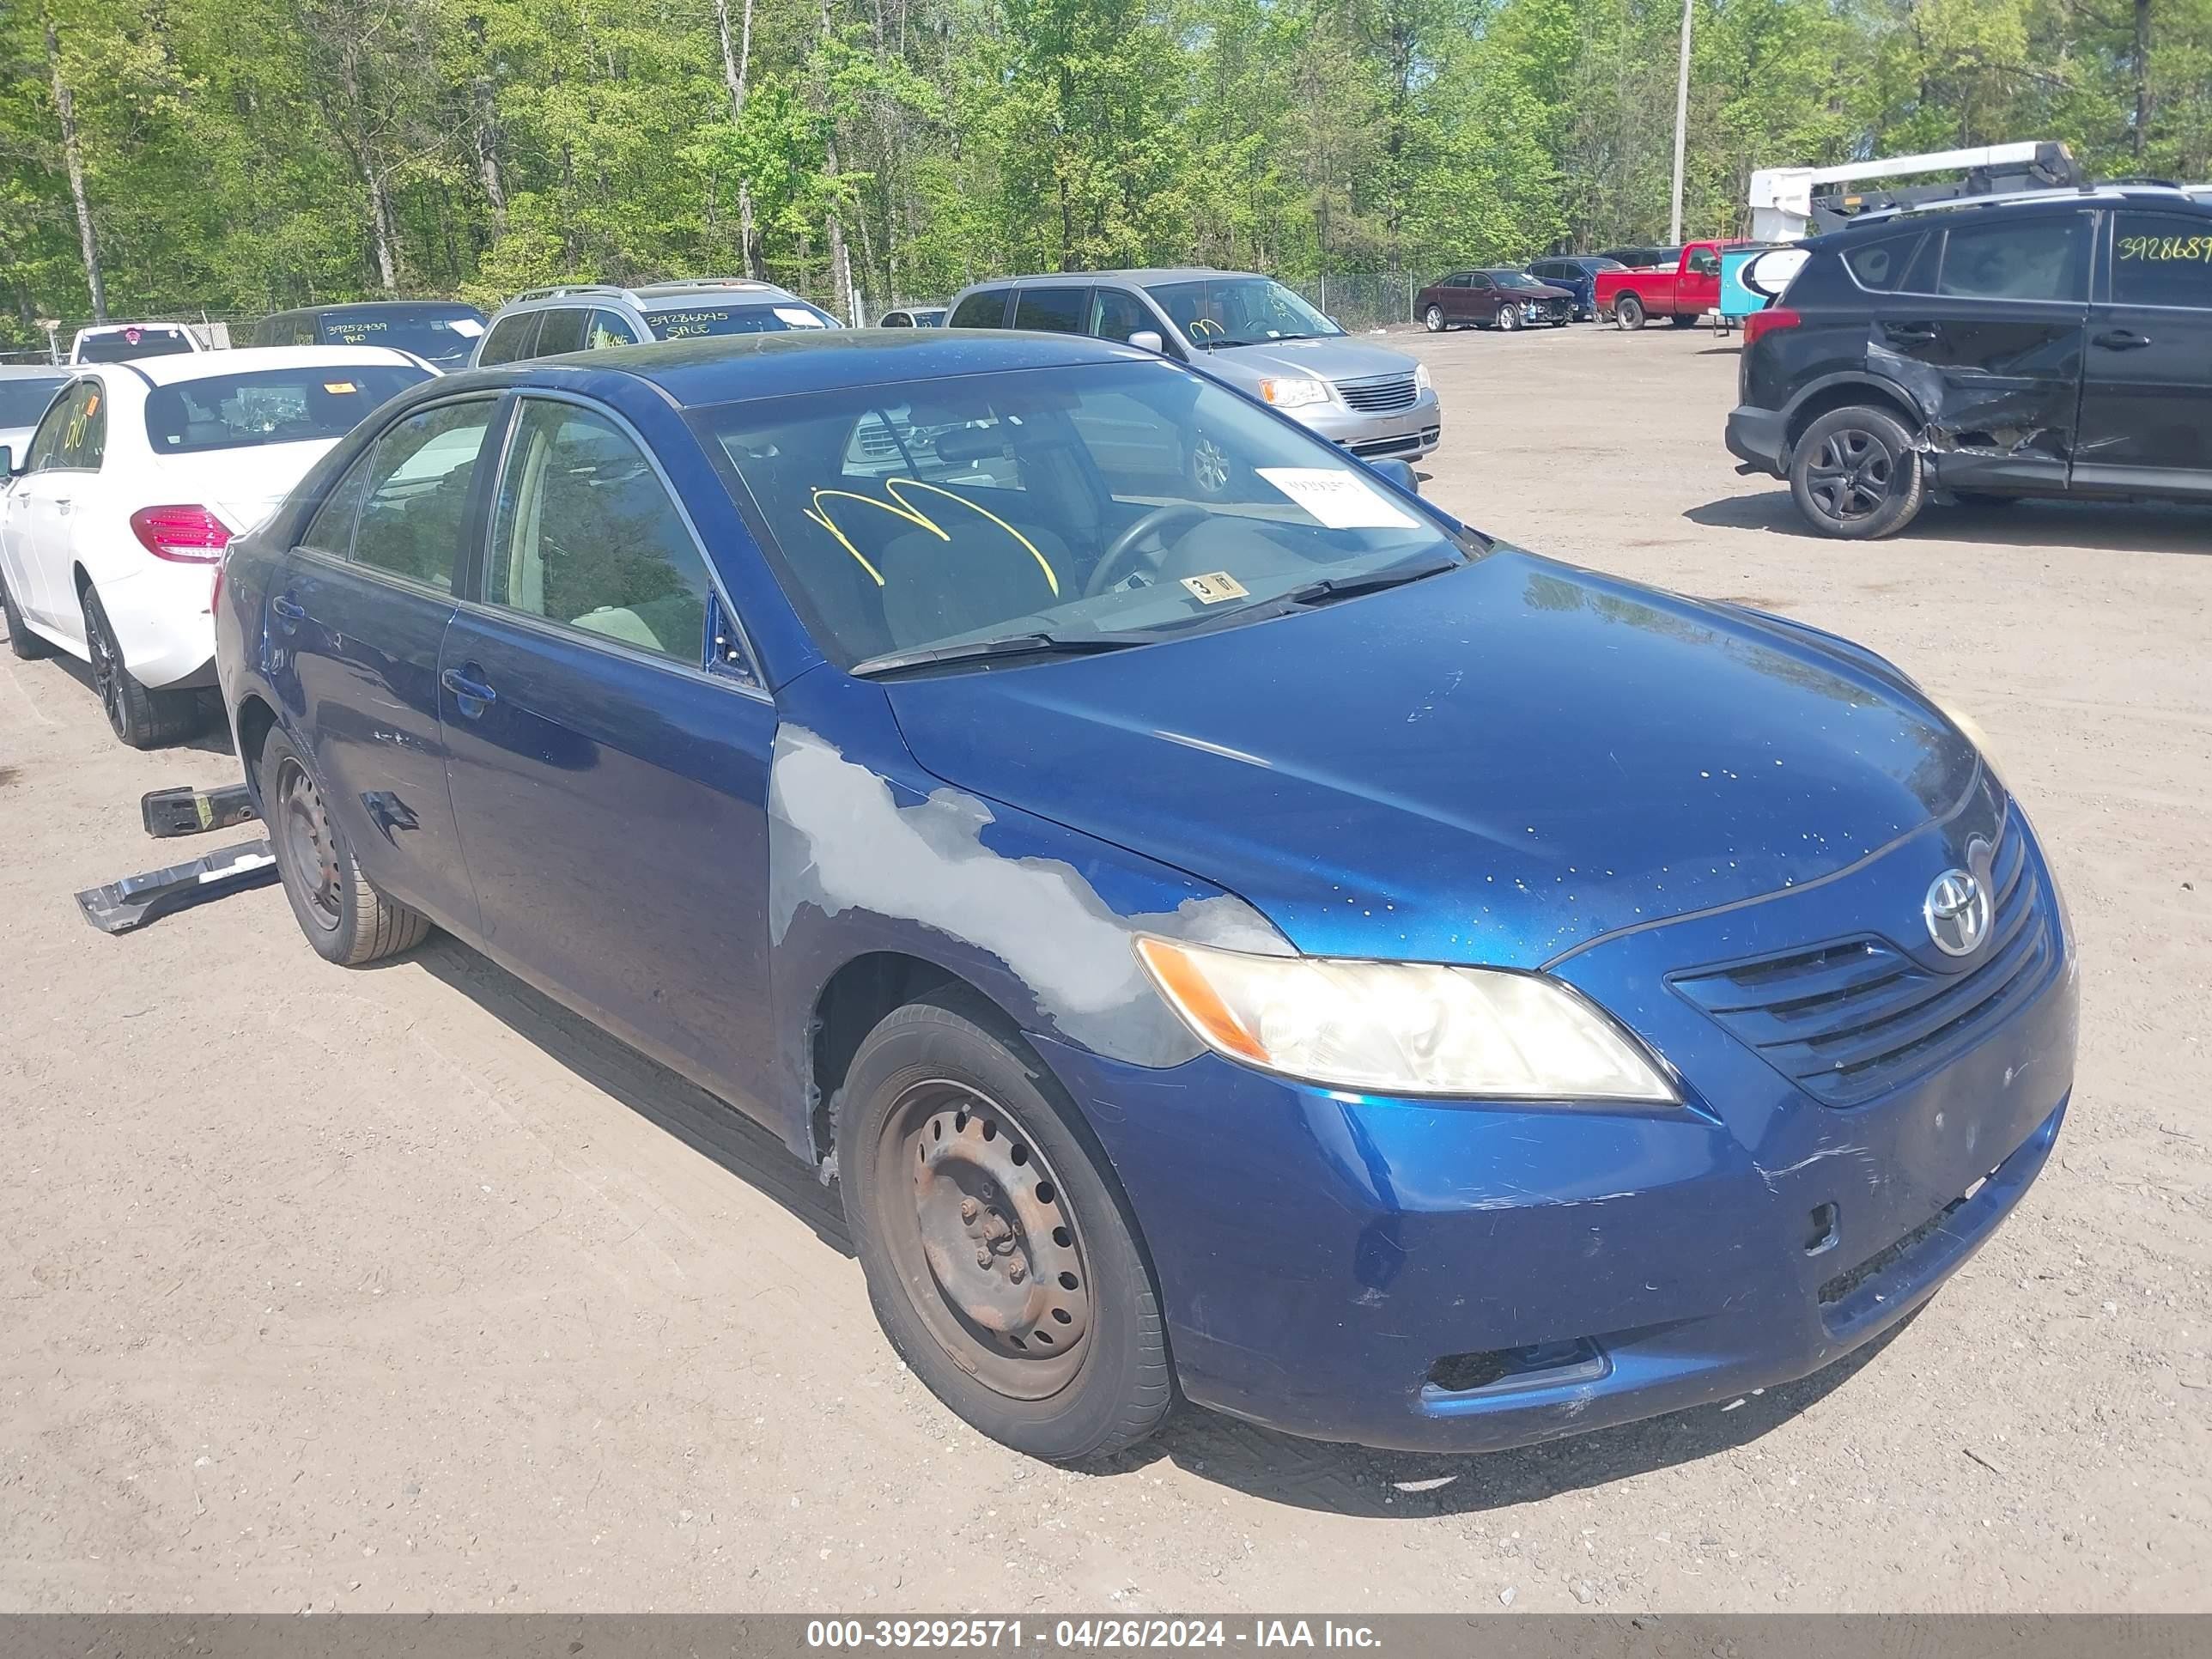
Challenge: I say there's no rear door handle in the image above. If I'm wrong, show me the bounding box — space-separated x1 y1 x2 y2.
1882 323 1939 344
440 665 497 712
2093 329 2154 350
270 593 305 631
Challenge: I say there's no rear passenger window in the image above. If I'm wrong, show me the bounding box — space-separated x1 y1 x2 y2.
948 289 1010 329
486 400 714 664
477 311 541 366
349 399 496 592
533 307 588 356
1937 216 2087 302
2112 213 2212 308
301 454 374 556
1844 235 1921 291
586 308 640 349
1012 288 1088 334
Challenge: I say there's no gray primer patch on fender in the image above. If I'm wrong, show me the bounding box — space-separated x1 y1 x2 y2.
770 726 1291 1065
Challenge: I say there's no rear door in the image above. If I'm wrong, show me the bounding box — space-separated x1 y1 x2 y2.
2074 208 2212 497
270 394 500 934
437 393 781 1110
1874 210 2092 495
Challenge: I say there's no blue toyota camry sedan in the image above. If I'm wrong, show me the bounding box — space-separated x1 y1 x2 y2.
215 330 2077 1461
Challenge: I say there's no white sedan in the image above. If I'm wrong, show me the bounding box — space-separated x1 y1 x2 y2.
0 345 433 746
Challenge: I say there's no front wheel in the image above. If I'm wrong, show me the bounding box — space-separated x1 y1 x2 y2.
1498 307 1523 332
838 992 1173 1462
1789 405 1927 540
1613 294 1646 331
1422 304 1446 333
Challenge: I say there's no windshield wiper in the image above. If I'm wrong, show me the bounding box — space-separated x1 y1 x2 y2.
1279 556 1463 609
849 632 1147 678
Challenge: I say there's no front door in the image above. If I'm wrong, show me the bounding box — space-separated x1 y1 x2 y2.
438 394 781 1114
1876 210 2092 495
1461 271 1495 325
2073 208 2212 498
271 395 500 936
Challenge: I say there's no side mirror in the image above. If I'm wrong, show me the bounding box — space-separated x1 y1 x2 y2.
1368 458 1419 495
0 446 14 477
1127 329 1164 355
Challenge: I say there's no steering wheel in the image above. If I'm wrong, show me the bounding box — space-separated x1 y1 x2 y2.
1085 504 1212 599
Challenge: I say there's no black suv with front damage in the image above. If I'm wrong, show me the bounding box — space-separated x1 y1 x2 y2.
1727 185 2212 538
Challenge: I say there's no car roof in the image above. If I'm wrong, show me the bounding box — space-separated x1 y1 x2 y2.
497 279 810 312
283 299 483 315
963 268 1242 289
100 343 424 386
450 327 1161 407
1839 181 2212 234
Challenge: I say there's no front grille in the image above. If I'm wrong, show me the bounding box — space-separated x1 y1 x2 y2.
1336 374 1419 412
1669 820 2057 1107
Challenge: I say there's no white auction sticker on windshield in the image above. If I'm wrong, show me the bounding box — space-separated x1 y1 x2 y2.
1256 467 1419 530
775 307 829 328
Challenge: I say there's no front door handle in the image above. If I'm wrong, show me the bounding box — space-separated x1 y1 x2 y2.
270 593 305 631
440 665 497 713
2093 328 2154 350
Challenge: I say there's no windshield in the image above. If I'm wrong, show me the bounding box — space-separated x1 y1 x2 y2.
698 361 1475 672
77 326 193 363
0 377 65 427
143 363 432 455
1143 277 1341 349
316 306 486 365
647 301 838 341
1490 271 1547 289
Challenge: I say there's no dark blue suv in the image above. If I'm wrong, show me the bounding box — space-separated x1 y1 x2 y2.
216 330 2077 1461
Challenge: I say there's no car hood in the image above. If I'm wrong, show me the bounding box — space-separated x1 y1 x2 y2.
153 439 342 535
883 551 1976 968
1205 336 1421 386
1498 283 1576 302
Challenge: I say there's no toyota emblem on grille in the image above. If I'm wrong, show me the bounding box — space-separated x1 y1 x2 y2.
1923 868 1990 957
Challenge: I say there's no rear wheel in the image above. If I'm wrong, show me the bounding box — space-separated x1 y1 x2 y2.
1614 294 1646 331
838 992 1172 1462
1789 405 1927 540
1422 305 1446 333
2 566 51 659
1669 313 1699 329
82 583 198 748
261 727 432 965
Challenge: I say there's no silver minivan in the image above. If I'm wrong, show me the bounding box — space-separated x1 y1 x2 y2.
945 269 1440 463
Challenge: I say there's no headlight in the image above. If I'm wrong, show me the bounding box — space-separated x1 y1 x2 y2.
1258 376 1331 410
1135 938 1678 1102
1413 362 1431 392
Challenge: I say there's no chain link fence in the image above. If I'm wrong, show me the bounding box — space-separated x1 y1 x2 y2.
1285 272 1421 333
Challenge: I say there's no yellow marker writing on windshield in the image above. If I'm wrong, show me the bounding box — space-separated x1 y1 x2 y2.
805 477 1059 597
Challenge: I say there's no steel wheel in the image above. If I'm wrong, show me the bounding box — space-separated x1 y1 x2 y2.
874 1079 1093 1401
275 755 343 933
1804 427 1896 525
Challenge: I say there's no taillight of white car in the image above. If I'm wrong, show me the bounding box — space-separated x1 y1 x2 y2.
129 504 233 564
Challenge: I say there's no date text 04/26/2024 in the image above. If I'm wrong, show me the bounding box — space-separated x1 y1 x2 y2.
804 1622 1382 1650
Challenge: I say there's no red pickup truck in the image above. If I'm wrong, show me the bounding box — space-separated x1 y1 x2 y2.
1595 241 1738 329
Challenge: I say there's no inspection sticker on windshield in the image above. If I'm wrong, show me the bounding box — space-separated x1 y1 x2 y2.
1256 467 1419 530
1182 571 1251 605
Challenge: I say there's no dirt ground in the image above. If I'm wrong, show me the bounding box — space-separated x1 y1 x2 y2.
3 325 2208 1615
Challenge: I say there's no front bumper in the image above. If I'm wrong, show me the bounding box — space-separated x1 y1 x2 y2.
1293 390 1442 462
1040 812 2078 1453
1726 404 1789 477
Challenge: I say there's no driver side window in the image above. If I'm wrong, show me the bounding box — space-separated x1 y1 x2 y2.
23 387 82 471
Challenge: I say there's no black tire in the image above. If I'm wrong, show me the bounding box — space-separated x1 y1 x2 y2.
1789 404 1928 540
260 726 432 965
1614 293 1646 330
837 991 1172 1462
82 583 199 748
3 565 52 659
1421 304 1446 333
